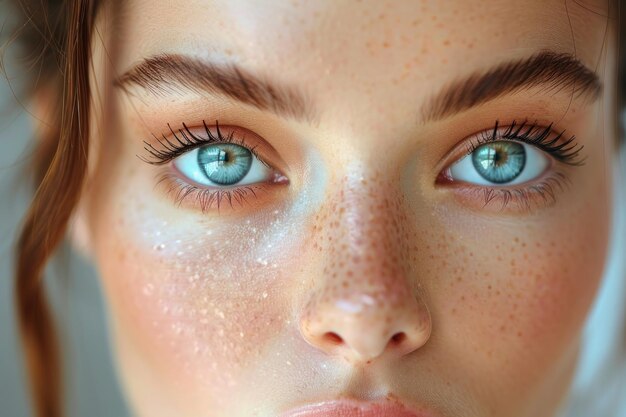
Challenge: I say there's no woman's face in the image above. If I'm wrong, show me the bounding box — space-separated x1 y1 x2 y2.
77 1 615 416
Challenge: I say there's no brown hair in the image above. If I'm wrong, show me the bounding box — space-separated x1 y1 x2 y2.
8 1 99 417
3 1 624 417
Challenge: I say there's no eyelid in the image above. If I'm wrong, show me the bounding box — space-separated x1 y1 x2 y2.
142 122 291 214
433 120 584 214
140 121 288 174
155 172 283 214
437 120 585 183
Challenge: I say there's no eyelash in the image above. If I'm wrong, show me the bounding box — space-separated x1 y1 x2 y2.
464 119 585 166
441 119 585 212
140 120 279 212
155 173 269 212
140 118 584 214
139 120 268 167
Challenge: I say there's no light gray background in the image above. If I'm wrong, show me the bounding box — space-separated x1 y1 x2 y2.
0 4 130 417
0 93 130 417
0 82 131 415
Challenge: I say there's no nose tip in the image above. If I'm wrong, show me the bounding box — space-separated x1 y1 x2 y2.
299 170 432 364
300 295 431 364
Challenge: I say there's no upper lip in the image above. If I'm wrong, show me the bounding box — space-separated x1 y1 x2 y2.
278 398 437 417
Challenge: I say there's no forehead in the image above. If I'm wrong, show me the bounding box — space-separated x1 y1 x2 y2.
112 0 609 121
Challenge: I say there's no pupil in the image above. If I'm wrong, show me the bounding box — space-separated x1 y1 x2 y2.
217 149 229 164
494 150 503 164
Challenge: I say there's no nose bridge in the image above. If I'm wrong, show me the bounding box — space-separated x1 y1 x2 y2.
301 169 431 363
319 171 411 296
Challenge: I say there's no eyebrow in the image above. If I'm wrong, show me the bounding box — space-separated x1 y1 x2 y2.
117 51 601 126
115 54 316 123
421 51 602 122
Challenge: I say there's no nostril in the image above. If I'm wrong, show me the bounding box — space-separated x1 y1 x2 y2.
324 332 344 345
390 332 406 345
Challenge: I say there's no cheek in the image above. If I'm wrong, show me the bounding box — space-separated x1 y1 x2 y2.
92 183 305 408
429 196 609 393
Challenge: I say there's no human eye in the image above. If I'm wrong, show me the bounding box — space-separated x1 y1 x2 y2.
437 120 586 212
139 120 289 213
174 138 271 187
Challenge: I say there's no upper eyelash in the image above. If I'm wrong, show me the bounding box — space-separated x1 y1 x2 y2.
138 120 264 165
466 119 586 166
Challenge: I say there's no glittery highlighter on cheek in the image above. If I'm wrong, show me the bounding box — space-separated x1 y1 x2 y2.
94 183 316 412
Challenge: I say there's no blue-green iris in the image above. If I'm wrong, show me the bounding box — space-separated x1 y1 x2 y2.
471 141 526 184
197 143 252 185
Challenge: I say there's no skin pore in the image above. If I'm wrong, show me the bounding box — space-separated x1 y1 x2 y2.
68 0 615 416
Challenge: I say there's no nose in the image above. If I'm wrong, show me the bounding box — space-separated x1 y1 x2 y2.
299 172 432 364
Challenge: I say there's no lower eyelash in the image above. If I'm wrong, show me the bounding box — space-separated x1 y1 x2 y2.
456 171 571 213
156 173 269 213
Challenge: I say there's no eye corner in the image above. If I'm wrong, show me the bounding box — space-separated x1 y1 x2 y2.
270 172 290 186
435 168 454 185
